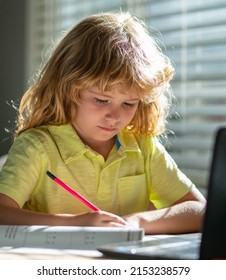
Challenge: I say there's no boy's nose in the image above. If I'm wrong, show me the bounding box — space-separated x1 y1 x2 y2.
105 108 121 123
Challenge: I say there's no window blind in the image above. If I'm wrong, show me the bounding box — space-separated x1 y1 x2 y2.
26 0 226 189
128 0 226 188
26 0 125 78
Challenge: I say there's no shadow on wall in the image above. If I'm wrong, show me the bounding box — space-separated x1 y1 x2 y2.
0 0 27 156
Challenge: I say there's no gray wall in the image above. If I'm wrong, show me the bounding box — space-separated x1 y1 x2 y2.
0 0 27 156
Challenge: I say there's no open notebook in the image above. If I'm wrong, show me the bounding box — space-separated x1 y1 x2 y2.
98 127 226 260
0 226 143 250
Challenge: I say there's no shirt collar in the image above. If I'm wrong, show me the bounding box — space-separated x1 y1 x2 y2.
48 124 141 163
117 130 141 153
115 135 121 149
48 124 88 163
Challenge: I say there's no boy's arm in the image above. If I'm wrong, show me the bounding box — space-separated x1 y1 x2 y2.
123 187 206 234
0 193 128 227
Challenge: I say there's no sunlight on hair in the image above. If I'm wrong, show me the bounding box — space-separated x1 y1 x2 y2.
16 11 174 137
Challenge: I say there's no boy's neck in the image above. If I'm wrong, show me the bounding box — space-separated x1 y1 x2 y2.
88 138 116 160
71 122 117 160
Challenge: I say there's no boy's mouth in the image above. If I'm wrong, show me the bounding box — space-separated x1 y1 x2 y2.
98 126 117 132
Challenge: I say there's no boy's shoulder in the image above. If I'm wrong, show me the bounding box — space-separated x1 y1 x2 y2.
16 124 78 149
14 124 83 160
119 129 159 151
18 124 73 139
119 129 168 156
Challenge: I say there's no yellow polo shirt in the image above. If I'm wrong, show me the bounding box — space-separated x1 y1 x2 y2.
0 124 194 215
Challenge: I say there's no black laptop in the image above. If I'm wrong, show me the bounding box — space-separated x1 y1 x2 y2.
98 127 226 260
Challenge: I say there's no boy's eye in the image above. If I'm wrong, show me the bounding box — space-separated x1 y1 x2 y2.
124 102 135 107
94 98 108 104
123 102 139 108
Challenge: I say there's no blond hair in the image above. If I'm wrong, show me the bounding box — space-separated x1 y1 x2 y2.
16 11 174 137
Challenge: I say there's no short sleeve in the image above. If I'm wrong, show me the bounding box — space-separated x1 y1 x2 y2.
149 138 195 209
0 133 43 207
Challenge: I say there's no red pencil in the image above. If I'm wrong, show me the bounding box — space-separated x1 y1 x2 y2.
46 171 100 211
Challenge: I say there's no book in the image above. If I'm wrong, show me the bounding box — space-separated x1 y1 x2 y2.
0 225 144 250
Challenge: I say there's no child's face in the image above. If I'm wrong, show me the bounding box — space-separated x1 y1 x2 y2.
72 85 140 145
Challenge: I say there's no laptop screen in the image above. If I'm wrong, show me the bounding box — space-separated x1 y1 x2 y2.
200 127 226 259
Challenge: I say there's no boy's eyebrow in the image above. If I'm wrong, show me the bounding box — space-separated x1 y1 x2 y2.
98 93 140 102
125 98 140 102
88 89 140 101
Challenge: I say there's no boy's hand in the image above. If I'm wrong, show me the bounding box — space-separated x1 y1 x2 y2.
75 210 129 227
